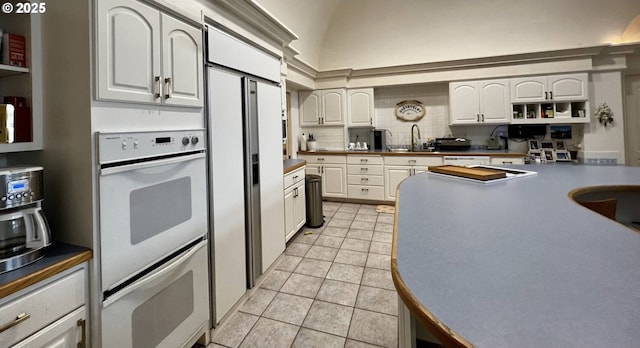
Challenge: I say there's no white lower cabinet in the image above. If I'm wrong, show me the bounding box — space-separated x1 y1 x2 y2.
0 266 87 348
299 155 347 198
284 167 306 242
12 307 86 348
384 156 442 201
490 157 525 165
347 155 384 200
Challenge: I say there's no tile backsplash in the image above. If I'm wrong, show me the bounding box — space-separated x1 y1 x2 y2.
373 84 450 146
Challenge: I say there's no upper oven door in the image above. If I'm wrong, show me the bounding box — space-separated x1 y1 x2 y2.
99 152 207 292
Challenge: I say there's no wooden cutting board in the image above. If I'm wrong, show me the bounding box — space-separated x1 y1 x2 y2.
428 165 507 181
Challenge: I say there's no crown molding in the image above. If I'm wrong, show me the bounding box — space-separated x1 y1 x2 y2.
207 0 298 46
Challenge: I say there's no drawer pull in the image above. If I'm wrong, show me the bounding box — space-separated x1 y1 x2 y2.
317 158 325 161
360 168 368 171
0 312 31 333
361 178 368 181
293 175 299 180
361 188 369 192
408 160 417 164
503 161 513 164
360 159 368 162
77 319 87 348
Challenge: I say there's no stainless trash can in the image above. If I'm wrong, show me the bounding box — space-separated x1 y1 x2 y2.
305 174 324 227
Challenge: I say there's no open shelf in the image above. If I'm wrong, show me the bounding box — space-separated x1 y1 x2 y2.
0 64 29 78
512 101 589 124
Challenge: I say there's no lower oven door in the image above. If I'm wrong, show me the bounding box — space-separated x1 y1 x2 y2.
101 240 209 348
99 152 207 292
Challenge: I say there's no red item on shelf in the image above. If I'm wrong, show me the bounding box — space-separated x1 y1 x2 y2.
2 33 27 67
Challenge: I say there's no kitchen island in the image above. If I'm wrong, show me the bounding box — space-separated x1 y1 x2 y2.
393 164 640 347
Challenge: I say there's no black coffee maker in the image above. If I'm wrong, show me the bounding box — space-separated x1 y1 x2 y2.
370 129 388 151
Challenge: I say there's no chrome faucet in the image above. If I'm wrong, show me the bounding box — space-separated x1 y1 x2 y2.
411 124 421 151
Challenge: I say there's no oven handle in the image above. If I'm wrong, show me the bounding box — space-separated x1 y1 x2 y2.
100 152 205 176
102 239 206 308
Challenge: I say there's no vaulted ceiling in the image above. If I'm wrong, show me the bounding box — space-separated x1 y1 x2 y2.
255 0 640 71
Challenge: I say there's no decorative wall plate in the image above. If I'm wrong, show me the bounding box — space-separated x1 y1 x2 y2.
395 100 426 121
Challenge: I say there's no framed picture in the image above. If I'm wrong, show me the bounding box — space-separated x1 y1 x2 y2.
555 150 571 162
540 141 554 150
528 140 539 150
544 150 555 162
555 140 566 151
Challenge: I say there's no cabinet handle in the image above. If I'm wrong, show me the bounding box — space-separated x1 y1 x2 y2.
361 188 369 192
360 167 368 171
293 175 298 180
545 91 548 100
481 114 484 122
549 91 553 100
318 157 325 161
164 77 171 99
77 319 87 348
294 187 298 197
317 167 321 174
0 312 31 333
360 159 368 162
361 177 368 181
154 76 161 99
408 160 416 164
503 161 513 164
477 114 480 122
370 118 373 125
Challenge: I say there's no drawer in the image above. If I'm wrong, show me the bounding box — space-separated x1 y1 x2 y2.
347 185 384 200
347 175 384 186
384 156 443 166
0 269 85 347
347 165 383 176
284 167 305 189
347 155 383 165
299 155 346 165
490 157 525 165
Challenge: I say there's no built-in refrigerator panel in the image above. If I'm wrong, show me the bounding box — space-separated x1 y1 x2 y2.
208 67 247 323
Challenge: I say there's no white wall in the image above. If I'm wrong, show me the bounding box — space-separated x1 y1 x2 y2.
582 71 626 164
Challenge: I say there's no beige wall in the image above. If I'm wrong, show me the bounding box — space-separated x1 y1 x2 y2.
257 0 640 71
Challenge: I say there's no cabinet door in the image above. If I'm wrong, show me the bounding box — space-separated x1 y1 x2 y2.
284 187 295 241
293 181 306 231
347 88 374 126
12 307 86 348
300 91 321 126
322 164 346 198
479 79 510 123
385 166 411 201
449 82 480 124
97 0 161 103
510 77 546 102
321 89 345 125
548 74 588 101
161 14 203 107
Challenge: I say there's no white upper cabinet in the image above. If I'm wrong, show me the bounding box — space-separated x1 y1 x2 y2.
161 14 203 107
347 88 375 126
450 79 509 124
299 89 345 126
511 73 588 102
97 0 203 107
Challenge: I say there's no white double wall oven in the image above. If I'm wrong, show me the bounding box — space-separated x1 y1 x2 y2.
96 130 209 348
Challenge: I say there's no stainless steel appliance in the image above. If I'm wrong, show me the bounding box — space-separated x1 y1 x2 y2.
97 129 209 348
370 129 387 151
0 166 50 273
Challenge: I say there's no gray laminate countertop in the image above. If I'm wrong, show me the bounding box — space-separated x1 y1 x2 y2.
283 158 306 174
394 164 640 347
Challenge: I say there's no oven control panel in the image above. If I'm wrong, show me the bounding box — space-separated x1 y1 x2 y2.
97 129 206 164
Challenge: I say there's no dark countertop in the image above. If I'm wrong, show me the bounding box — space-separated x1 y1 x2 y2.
392 165 640 347
298 150 526 157
284 159 306 174
0 243 92 299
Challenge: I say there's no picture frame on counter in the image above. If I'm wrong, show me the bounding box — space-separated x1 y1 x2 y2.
544 150 555 162
555 140 566 151
528 140 539 150
555 150 571 162
540 141 554 150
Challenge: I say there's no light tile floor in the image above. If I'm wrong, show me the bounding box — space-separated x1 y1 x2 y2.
209 202 398 348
